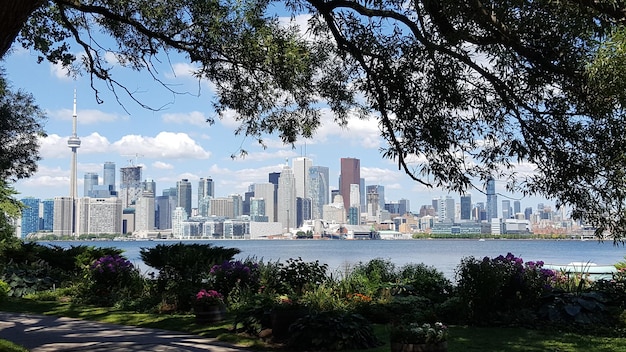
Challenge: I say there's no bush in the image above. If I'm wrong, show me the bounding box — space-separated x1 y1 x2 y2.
455 253 555 325
288 310 381 350
208 259 260 300
397 263 453 303
140 243 240 311
0 279 9 302
1 259 55 297
77 254 145 307
268 257 329 296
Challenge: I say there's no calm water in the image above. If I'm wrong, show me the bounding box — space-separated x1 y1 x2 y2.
39 239 626 280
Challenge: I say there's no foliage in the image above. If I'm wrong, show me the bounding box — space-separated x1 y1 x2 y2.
455 253 556 324
396 263 453 303
288 310 381 350
389 322 448 345
348 258 398 297
78 254 145 307
208 259 260 300
0 279 9 302
538 291 613 327
1 259 55 297
231 292 275 336
139 243 239 311
0 72 46 181
4 1 626 239
269 257 328 296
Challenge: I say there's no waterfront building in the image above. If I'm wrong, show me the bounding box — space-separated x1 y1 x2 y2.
20 197 40 238
460 194 472 220
198 177 214 217
120 166 142 208
254 183 275 222
250 197 268 222
210 197 234 218
293 157 312 199
277 163 297 231
308 165 329 220
268 172 280 222
502 199 511 219
41 199 54 232
437 196 455 223
135 190 155 235
399 198 410 215
172 207 188 237
103 162 116 191
367 185 385 210
486 177 498 220
339 158 360 214
53 196 73 237
177 179 192 219
83 173 98 197
76 197 122 236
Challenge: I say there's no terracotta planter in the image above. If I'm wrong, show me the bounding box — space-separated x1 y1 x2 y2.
390 341 448 352
194 305 226 323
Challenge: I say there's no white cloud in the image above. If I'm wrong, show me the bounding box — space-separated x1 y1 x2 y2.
111 132 211 159
166 62 200 79
49 62 73 81
361 166 403 185
312 109 381 149
218 109 241 129
39 133 112 159
152 161 174 170
162 111 210 127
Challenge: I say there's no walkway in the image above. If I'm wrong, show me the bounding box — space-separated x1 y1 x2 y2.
0 312 253 351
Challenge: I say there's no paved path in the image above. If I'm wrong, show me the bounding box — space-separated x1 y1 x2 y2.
0 312 254 351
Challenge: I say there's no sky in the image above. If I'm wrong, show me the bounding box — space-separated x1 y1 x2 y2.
1 19 554 213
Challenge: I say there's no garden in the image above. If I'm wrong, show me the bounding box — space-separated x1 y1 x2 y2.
1 241 626 351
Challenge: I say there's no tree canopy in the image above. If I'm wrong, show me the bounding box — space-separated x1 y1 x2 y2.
2 0 626 240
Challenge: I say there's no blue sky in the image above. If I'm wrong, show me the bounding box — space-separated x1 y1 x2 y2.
1 19 552 212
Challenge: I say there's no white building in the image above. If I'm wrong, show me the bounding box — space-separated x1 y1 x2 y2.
76 197 122 235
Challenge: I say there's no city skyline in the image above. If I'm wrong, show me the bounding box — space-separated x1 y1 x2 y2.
4 43 553 213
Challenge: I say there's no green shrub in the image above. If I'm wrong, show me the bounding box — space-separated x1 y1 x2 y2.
270 257 329 296
397 263 453 303
455 253 555 325
77 254 146 307
140 243 240 311
288 310 381 350
0 279 9 302
1 259 55 297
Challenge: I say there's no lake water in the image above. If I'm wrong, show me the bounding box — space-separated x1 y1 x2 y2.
40 239 626 280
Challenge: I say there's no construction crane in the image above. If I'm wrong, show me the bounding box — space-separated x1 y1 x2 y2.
121 153 144 166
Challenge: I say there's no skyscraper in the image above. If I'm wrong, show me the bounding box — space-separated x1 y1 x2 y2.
308 166 329 220
438 196 455 223
120 166 142 208
67 91 81 236
269 172 281 222
367 185 385 210
53 197 73 236
135 190 156 233
83 172 98 197
103 162 116 191
198 177 214 217
177 179 192 218
460 194 472 220
486 177 498 220
277 164 296 231
254 183 275 222
340 158 360 213
76 197 123 236
41 199 54 232
292 157 312 199
502 200 511 219
20 197 40 238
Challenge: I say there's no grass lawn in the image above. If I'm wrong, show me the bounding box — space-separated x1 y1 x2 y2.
2 298 626 351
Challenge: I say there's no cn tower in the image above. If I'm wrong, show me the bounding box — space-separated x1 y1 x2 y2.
67 90 81 235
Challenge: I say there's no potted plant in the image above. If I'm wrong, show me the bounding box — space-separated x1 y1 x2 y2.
389 322 448 352
193 289 226 323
